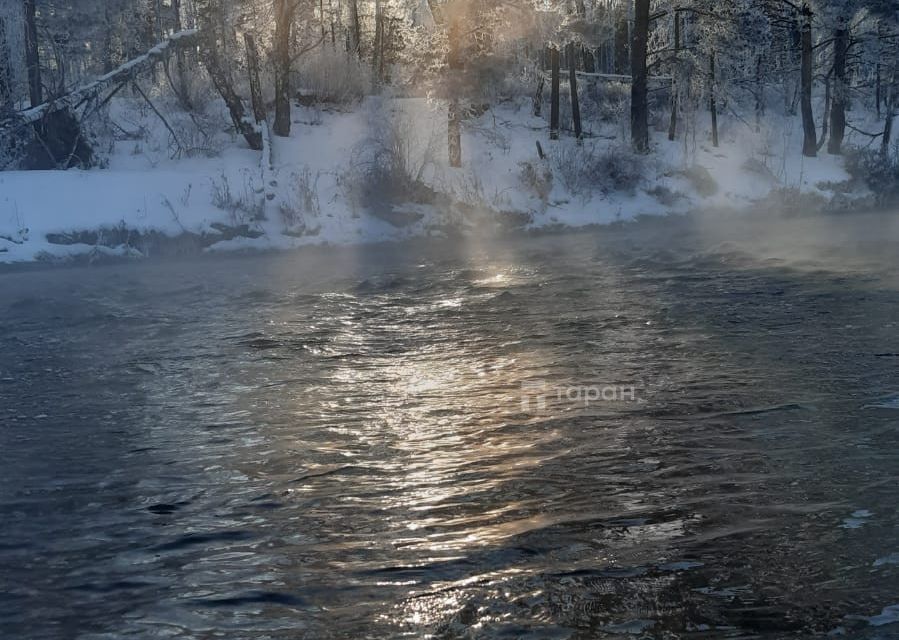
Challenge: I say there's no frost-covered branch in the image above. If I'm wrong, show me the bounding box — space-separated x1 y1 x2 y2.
0 29 198 133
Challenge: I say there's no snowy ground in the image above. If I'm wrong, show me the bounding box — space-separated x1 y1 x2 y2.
0 95 855 263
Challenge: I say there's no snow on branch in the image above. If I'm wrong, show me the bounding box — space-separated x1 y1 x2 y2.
539 70 672 83
0 29 199 132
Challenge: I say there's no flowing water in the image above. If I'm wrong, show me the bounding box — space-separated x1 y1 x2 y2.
1 212 899 639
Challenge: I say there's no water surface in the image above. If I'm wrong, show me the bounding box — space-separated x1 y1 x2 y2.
2 212 898 638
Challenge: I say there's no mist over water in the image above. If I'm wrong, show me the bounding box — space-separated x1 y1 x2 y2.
1 211 898 638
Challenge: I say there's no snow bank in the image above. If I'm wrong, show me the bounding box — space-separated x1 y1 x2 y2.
0 96 853 264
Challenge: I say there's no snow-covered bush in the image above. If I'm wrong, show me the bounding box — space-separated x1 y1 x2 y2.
170 110 228 158
550 143 646 198
91 72 228 165
296 49 371 105
340 101 439 213
844 148 899 204
756 186 829 216
646 185 685 207
589 81 631 125
475 59 537 105
518 159 553 203
448 170 512 211
168 84 232 158
0 125 29 170
280 167 322 228
210 170 264 224
677 165 719 198
174 65 221 116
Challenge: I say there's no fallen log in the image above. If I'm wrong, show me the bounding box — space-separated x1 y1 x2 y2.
539 70 672 84
0 29 199 136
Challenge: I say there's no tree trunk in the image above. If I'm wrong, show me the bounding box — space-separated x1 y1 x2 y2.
668 10 680 142
372 0 383 85
350 0 361 56
381 17 391 83
575 0 587 20
0 17 12 113
876 62 882 119
144 0 157 49
273 0 293 137
884 113 894 157
330 0 337 47
245 34 266 124
818 72 831 152
573 0 595 73
614 14 629 76
172 0 183 39
196 0 262 150
709 52 718 148
101 6 115 73
568 42 582 140
631 0 650 153
800 4 816 158
550 46 560 140
755 54 764 132
24 0 42 107
827 21 848 155
447 3 463 167
171 0 192 109
583 47 595 74
883 69 895 157
205 61 262 150
448 100 462 167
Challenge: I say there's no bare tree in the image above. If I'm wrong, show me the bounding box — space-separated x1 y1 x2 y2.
567 42 582 140
800 3 816 157
0 16 13 112
196 0 262 150
447 0 463 167
709 51 718 148
24 0 41 107
668 9 681 142
827 15 848 155
631 0 649 153
273 0 295 137
550 45 559 140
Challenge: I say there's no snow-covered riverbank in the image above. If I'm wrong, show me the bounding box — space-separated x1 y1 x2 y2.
0 96 856 264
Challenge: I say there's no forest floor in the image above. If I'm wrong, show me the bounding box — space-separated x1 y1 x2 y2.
0 94 861 264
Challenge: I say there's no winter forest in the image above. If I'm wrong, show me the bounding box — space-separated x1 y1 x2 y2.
0 1 898 255
5 2 899 638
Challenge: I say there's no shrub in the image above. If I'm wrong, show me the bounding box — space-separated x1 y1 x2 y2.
646 184 684 206
210 170 264 224
171 100 229 158
755 187 829 216
741 157 777 184
678 165 719 197
592 81 631 125
295 49 371 105
280 166 322 228
550 143 646 198
340 101 439 215
518 159 553 203
844 148 899 204
449 170 512 211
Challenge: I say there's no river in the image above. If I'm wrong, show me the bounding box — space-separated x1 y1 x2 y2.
1 211 898 638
